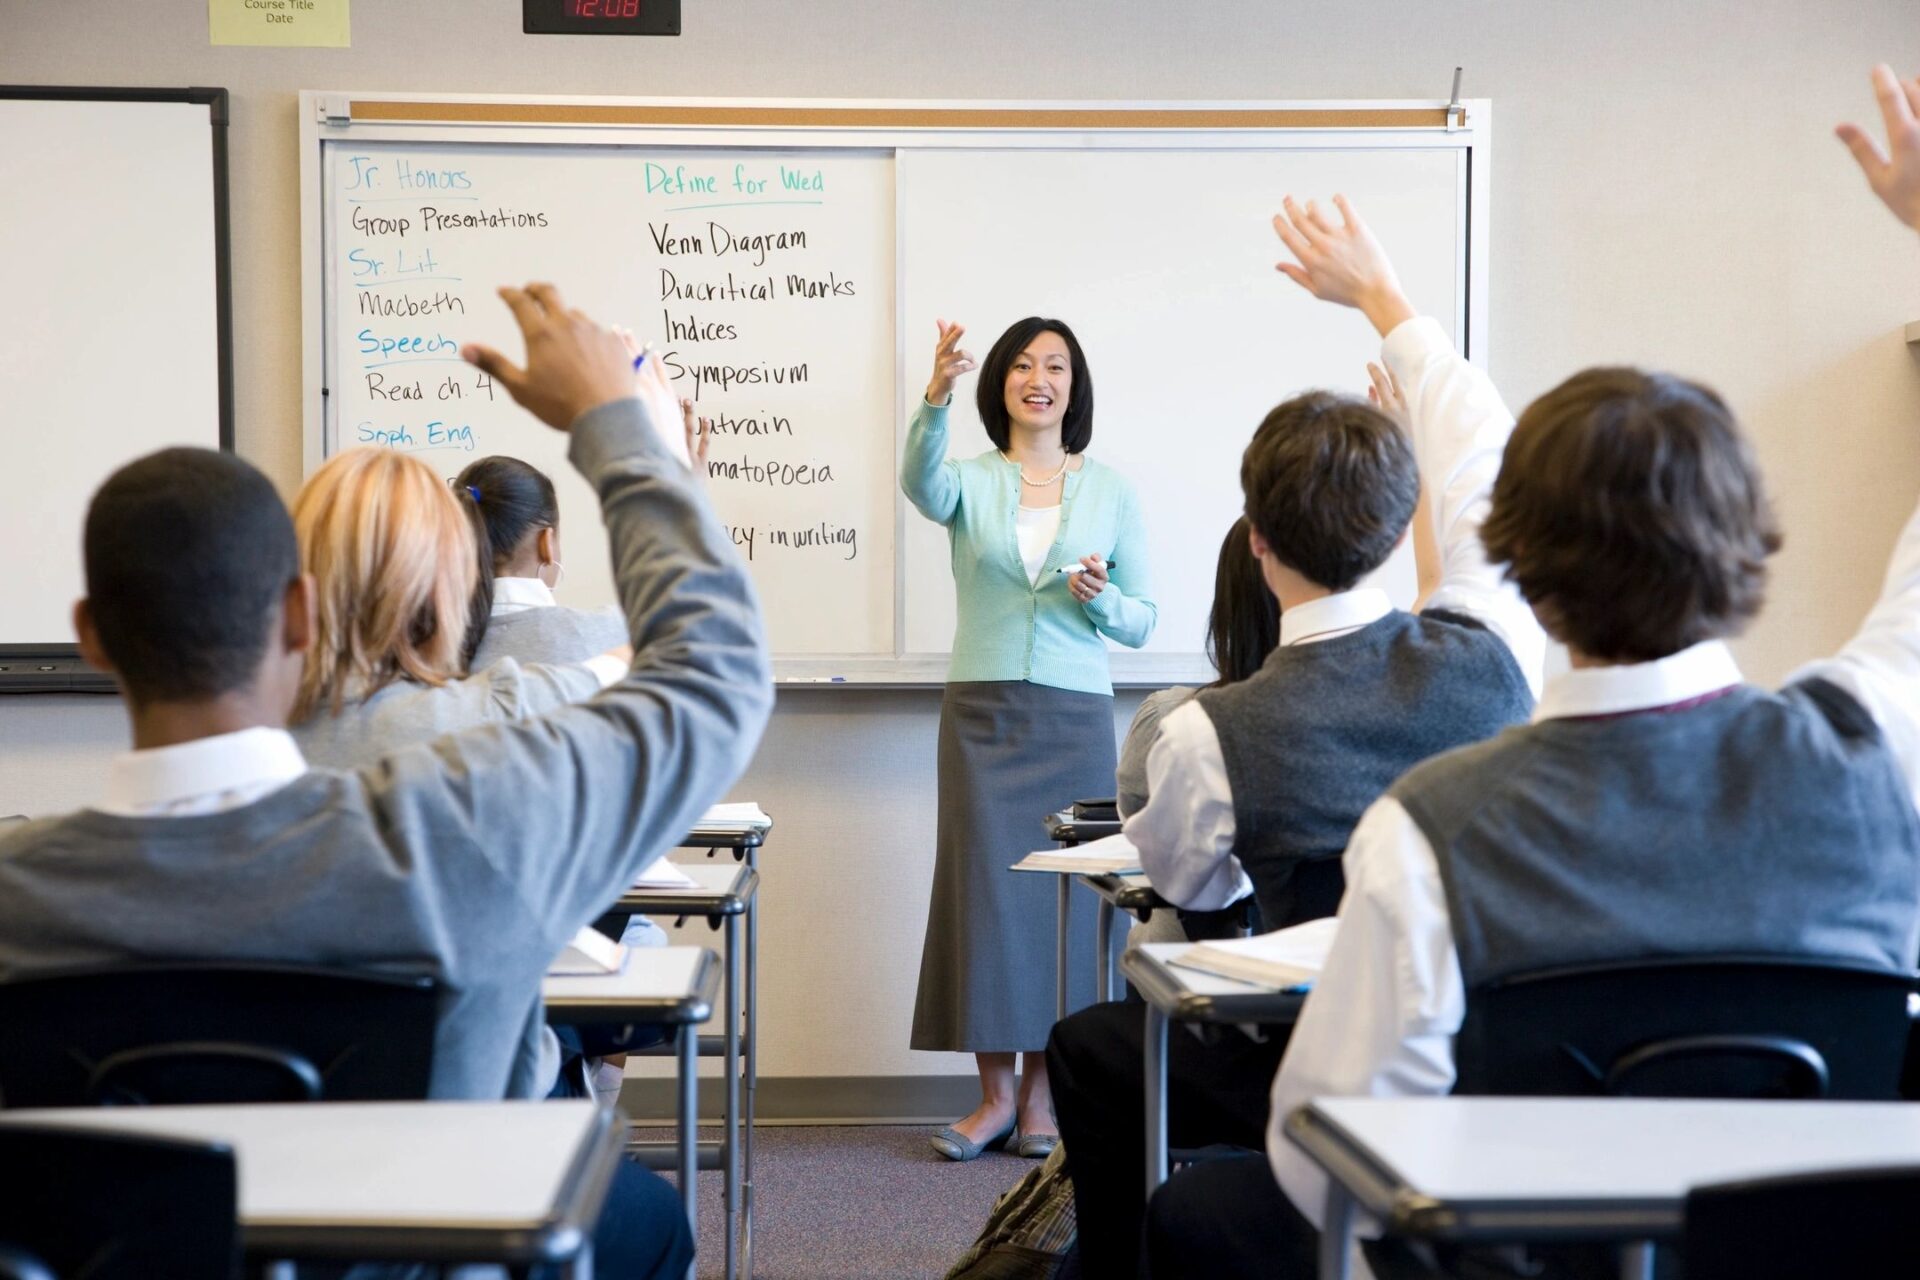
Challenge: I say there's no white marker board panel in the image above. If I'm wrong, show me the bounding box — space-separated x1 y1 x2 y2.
897 147 1463 659
303 96 1489 682
324 144 895 655
0 91 228 655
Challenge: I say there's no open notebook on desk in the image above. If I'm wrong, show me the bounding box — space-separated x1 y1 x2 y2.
1013 831 1142 875
549 926 629 976
1167 917 1338 992
632 858 700 890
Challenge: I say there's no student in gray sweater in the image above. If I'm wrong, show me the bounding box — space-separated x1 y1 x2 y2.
1145 76 1920 1280
0 285 769 1280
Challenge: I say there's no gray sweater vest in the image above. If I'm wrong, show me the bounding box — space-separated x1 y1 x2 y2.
1394 679 1920 988
1195 608 1532 931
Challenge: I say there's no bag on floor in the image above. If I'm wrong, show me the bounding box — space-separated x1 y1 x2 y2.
943 1140 1078 1280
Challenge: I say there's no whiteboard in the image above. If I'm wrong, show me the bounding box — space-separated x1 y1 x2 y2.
0 90 230 655
302 94 1490 683
898 147 1463 659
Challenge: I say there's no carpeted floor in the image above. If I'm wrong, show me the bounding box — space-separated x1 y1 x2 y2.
633 1123 1039 1280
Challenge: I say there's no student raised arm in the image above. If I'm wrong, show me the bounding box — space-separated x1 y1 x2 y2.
1272 195 1544 691
1837 63 1920 234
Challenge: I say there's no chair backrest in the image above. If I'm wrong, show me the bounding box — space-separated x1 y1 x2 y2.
0 962 438 1108
0 1124 239 1278
1453 955 1912 1101
1684 1165 1920 1279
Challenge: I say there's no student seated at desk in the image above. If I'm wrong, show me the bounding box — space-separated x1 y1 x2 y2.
1116 515 1279 947
0 285 770 1280
1048 196 1545 1280
1143 70 1920 1280
287 447 630 770
456 453 630 670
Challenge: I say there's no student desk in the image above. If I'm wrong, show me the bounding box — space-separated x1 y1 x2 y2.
544 945 718 1246
611 860 759 1280
0 1100 621 1276
1121 942 1306 1197
1080 871 1169 1000
1039 810 1125 1018
1283 1096 1920 1280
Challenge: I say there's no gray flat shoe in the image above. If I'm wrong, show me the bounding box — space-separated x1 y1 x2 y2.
929 1119 1015 1162
1015 1130 1058 1159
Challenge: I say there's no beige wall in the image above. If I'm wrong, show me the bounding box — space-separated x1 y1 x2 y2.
3 0 1919 1079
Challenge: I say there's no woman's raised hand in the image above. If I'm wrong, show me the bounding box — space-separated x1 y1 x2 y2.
1272 195 1416 339
925 320 976 407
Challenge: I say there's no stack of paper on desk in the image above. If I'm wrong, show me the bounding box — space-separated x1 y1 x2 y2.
688 802 772 833
631 859 700 890
1168 917 1339 991
548 926 628 976
1013 832 1142 875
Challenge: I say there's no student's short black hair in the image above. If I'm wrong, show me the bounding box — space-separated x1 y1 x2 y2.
1240 391 1418 592
975 317 1094 454
83 448 299 704
455 454 559 571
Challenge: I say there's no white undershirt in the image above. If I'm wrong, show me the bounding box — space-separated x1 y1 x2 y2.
1016 504 1061 586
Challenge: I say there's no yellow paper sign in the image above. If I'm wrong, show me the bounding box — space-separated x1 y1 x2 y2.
209 0 350 47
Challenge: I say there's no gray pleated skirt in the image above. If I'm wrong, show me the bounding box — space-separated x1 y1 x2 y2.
910 680 1121 1053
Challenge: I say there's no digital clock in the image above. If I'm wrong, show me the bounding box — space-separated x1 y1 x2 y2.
522 0 680 35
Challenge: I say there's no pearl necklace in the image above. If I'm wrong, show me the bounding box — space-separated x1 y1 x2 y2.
1000 450 1070 487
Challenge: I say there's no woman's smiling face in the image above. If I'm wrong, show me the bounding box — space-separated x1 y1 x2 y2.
1002 330 1072 435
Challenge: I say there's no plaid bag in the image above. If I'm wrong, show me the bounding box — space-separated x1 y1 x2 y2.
943 1141 1078 1280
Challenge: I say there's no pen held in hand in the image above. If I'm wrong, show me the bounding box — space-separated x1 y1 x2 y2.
1056 560 1115 576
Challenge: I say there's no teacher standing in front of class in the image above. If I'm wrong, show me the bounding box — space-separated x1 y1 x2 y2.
903 316 1156 1161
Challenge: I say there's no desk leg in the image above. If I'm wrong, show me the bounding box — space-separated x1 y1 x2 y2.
1095 896 1114 1003
562 1240 594 1280
1143 1004 1169 1198
676 1022 698 1247
743 853 758 1280
724 911 743 1280
1319 1184 1355 1280
1055 875 1070 1023
1620 1241 1656 1280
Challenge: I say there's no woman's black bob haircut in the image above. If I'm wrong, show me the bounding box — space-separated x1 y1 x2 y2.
975 317 1094 454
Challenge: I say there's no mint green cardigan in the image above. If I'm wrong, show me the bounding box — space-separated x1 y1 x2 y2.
902 399 1156 696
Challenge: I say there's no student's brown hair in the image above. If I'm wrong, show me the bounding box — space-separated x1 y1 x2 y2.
1481 367 1782 662
1240 391 1418 592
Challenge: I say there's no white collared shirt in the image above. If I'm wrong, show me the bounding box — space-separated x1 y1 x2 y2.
1122 317 1547 913
490 576 557 617
1270 588 1920 1231
96 726 309 817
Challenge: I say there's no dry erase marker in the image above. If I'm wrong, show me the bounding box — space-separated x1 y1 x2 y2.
1056 560 1116 575
631 342 655 372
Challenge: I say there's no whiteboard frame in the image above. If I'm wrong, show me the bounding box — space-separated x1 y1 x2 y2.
299 92 1492 687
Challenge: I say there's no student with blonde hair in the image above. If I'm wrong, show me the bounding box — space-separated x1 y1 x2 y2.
288 446 624 770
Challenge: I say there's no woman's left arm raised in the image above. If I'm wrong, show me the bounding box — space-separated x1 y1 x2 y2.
1078 481 1156 648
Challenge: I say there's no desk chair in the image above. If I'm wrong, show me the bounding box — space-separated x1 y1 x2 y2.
1683 1165 1920 1279
0 962 437 1107
1454 954 1912 1101
0 1124 239 1278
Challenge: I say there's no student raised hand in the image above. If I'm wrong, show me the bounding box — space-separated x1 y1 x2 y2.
925 320 977 406
1272 195 1417 338
463 284 633 431
680 398 712 483
1837 64 1920 233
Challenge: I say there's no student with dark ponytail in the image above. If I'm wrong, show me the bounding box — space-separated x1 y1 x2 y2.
457 454 629 670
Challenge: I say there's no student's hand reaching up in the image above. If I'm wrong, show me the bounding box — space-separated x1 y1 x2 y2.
463 284 636 432
1366 361 1408 429
1272 195 1417 338
1837 64 1920 233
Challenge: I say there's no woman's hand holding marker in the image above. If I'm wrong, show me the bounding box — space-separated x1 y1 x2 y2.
1271 195 1417 339
925 320 977 407
1066 555 1109 604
